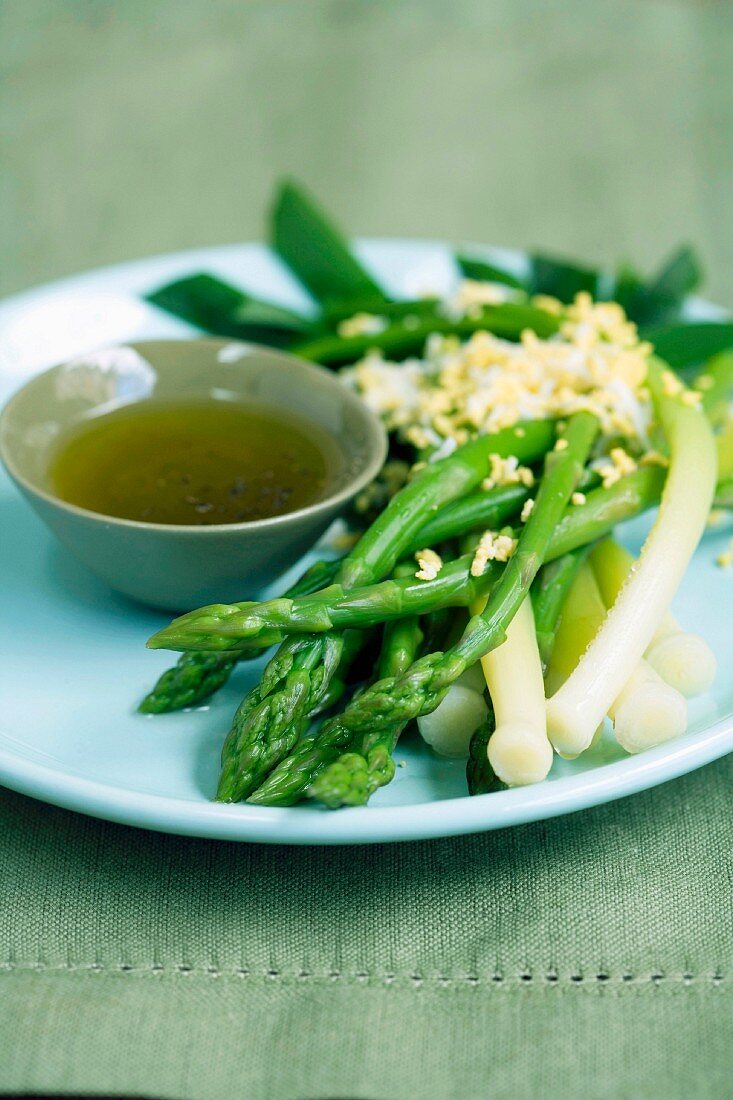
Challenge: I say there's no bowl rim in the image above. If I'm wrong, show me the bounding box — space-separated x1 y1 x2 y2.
0 337 388 534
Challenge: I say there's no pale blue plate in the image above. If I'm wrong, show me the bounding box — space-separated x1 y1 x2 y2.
0 241 731 844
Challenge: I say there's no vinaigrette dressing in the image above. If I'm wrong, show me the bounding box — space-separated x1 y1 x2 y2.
49 398 341 525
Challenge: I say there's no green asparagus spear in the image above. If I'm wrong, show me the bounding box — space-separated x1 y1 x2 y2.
405 471 597 559
144 479 532 712
216 631 349 801
548 466 666 557
145 273 311 345
309 616 424 808
248 413 598 806
431 414 599 681
309 629 376 717
152 560 489 649
408 483 531 551
337 421 553 589
292 302 561 368
466 702 501 795
375 609 425 680
217 626 374 801
271 179 387 305
213 421 555 802
531 549 590 668
139 652 237 715
319 296 441 328
151 465 668 655
152 421 554 655
138 558 342 713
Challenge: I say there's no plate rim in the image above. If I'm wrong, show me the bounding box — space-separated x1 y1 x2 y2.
1 240 731 844
0 713 731 844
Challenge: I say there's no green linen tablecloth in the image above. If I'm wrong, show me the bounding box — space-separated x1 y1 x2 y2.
1 755 731 1100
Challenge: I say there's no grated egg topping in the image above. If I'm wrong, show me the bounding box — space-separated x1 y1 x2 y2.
414 548 444 582
343 292 652 454
337 312 389 339
471 531 518 576
520 497 535 522
482 453 535 491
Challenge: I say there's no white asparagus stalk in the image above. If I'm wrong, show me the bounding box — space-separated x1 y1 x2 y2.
591 538 717 698
546 360 717 754
475 595 553 786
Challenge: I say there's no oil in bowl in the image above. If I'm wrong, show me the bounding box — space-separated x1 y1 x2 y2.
48 398 344 526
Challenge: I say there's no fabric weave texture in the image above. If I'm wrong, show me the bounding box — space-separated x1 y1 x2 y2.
0 756 731 1099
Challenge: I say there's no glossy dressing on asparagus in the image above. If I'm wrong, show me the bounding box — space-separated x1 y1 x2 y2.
49 398 341 525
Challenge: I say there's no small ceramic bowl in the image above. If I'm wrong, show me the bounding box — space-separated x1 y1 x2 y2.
0 339 387 610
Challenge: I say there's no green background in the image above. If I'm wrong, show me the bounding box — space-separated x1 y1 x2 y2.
2 0 733 307
1 2 732 1097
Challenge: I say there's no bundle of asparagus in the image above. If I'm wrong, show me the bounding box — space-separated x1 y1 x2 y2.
139 180 732 809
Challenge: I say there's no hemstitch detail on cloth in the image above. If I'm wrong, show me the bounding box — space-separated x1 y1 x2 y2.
0 962 725 987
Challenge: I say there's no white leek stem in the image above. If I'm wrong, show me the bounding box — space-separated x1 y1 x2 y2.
548 558 688 754
417 671 488 758
546 557 688 754
546 360 717 754
645 630 717 698
475 595 553 786
608 662 687 753
591 538 716 698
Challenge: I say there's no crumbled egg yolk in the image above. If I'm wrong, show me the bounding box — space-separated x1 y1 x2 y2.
415 548 443 581
344 291 652 453
337 313 389 339
640 450 669 467
659 371 702 408
471 531 518 576
531 294 564 315
446 279 516 318
520 498 535 522
482 453 535 491
592 446 638 489
661 369 683 397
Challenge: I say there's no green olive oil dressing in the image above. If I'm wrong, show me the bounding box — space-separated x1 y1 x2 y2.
49 399 341 525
